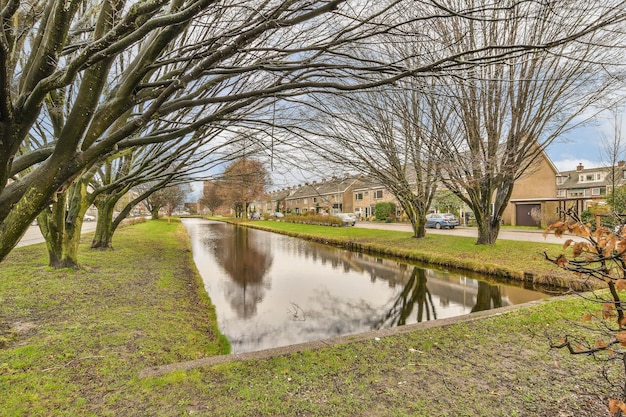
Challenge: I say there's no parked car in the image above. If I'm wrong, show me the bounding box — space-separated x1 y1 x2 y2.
425 213 459 229
334 213 356 226
84 214 96 222
249 212 261 220
269 212 284 218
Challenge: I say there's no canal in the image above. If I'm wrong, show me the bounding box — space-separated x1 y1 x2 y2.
182 218 551 353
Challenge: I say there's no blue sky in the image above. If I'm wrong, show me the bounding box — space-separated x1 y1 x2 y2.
545 109 625 172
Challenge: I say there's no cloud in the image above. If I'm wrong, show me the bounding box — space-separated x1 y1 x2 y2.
551 158 602 172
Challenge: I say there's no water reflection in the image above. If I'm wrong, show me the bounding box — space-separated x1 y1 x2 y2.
207 225 272 318
183 219 549 353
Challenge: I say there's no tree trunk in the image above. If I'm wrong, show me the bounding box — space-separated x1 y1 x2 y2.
39 182 91 269
475 216 501 245
39 196 67 268
91 201 116 249
410 216 427 238
150 207 160 220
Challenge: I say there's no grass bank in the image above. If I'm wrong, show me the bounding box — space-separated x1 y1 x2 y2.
0 219 615 416
228 219 595 291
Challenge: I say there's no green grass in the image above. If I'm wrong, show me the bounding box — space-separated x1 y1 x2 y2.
233 219 591 290
0 218 616 416
0 220 229 416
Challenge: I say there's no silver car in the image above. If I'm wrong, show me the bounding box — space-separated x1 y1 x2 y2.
334 213 356 226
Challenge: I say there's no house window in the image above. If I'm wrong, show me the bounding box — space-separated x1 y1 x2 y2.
580 173 601 182
313 197 317 203
623 170 626 180
556 177 566 185
303 198 308 204
557 189 565 197
355 192 363 201
592 188 601 196
374 190 383 199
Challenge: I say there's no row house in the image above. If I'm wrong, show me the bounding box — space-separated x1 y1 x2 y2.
285 176 360 215
257 176 361 215
554 162 626 213
255 150 593 227
351 177 398 219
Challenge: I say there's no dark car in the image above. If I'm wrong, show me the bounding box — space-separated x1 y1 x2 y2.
425 213 460 229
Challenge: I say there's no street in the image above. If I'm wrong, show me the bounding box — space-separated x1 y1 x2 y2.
16 219 575 248
16 221 98 248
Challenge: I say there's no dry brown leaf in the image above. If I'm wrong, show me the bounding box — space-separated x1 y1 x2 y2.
604 303 617 319
581 313 594 322
594 339 608 349
616 331 626 347
570 223 591 237
562 239 573 250
555 254 569 268
605 237 618 257
572 242 587 258
609 399 620 413
616 280 626 292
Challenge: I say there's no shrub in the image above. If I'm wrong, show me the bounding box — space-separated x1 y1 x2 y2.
283 214 343 226
374 202 395 221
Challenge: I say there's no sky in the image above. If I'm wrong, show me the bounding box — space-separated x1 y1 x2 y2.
186 106 625 199
545 109 625 172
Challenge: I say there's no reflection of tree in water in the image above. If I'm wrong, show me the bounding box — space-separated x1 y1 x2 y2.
471 281 503 313
296 267 438 336
374 267 436 328
209 226 273 319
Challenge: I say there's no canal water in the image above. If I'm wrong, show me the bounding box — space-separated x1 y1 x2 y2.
182 218 550 354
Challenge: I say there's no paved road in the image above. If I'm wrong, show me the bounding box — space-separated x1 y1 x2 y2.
16 222 98 248
353 222 574 245
16 219 572 247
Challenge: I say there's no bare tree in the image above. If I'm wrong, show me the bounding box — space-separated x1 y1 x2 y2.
602 108 626 220
218 159 271 218
144 185 188 220
430 0 626 245
1 0 624 261
0 0 408 260
304 78 443 238
199 182 224 215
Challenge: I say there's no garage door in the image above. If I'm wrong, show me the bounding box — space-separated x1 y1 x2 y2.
516 204 541 227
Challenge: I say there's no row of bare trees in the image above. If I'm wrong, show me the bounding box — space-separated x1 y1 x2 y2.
2 0 625 266
274 0 626 244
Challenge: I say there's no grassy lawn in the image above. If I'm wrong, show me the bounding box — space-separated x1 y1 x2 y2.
236 219 593 291
0 218 616 416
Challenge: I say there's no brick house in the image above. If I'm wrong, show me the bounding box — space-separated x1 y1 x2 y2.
552 162 626 214
280 176 361 215
506 150 560 226
351 177 398 219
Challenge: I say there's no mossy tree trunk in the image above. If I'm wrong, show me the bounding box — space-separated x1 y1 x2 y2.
91 198 117 249
39 179 92 268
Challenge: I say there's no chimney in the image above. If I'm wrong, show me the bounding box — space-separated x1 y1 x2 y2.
576 163 584 171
